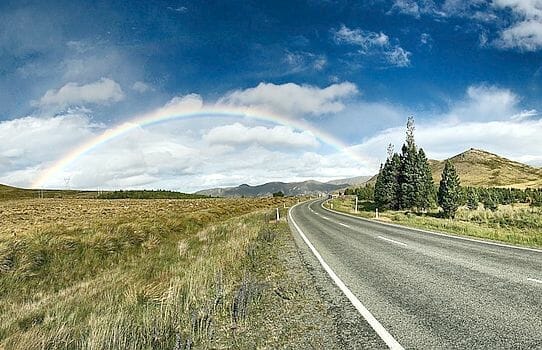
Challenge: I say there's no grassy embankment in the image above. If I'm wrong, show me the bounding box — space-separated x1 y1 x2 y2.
0 196 327 349
326 197 542 248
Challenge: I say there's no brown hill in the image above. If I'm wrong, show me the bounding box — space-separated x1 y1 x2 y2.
367 148 542 189
430 148 542 188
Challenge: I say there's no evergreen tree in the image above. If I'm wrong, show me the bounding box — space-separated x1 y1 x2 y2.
438 160 461 218
374 164 386 208
399 118 420 210
374 154 401 210
374 116 434 212
416 148 435 211
466 188 478 210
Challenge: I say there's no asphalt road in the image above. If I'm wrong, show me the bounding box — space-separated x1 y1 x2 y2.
289 199 542 349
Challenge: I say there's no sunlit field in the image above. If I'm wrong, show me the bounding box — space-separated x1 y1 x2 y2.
0 197 306 349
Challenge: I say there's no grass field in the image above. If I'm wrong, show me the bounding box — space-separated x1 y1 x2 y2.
0 196 323 349
326 196 542 248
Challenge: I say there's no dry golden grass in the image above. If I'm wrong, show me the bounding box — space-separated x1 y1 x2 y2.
0 197 296 349
328 197 542 247
429 148 542 188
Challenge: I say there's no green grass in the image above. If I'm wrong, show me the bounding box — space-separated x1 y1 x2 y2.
0 197 295 349
327 197 542 248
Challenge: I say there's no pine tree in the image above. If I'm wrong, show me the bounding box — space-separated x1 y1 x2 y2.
438 160 461 218
374 154 400 210
374 164 387 208
399 139 418 209
416 148 434 211
374 116 434 212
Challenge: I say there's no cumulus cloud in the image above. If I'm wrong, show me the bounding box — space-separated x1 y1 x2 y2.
332 25 411 67
35 78 124 107
4 81 542 192
218 82 358 116
446 85 520 122
203 123 319 148
492 0 542 50
496 19 542 51
354 118 542 167
350 84 542 167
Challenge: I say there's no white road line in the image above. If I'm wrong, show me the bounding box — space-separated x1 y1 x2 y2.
289 203 405 350
320 201 542 254
527 278 542 284
378 236 408 247
339 222 350 228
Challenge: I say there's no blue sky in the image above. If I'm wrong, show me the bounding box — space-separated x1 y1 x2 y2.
1 0 542 191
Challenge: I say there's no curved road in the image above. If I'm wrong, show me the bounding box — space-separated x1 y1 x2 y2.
289 199 542 349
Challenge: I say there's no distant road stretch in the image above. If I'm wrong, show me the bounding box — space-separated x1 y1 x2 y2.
289 200 542 349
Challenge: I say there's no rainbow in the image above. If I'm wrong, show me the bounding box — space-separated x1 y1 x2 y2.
32 102 370 188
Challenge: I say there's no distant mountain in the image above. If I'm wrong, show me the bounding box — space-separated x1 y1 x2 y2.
325 175 372 186
366 148 542 189
195 180 349 197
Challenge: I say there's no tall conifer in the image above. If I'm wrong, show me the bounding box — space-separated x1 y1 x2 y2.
438 160 461 218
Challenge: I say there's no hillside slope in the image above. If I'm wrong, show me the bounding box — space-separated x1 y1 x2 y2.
367 148 542 188
429 148 542 188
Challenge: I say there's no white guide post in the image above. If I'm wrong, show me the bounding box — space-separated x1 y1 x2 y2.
276 208 280 221
376 208 379 219
355 196 358 213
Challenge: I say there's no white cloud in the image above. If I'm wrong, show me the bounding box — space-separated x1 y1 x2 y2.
354 118 542 167
349 84 542 167
203 123 319 148
35 78 125 107
131 81 152 93
283 51 327 73
496 19 542 50
386 47 412 67
4 82 542 192
420 33 432 45
332 25 411 67
218 82 358 116
446 85 520 122
492 0 542 50
333 25 390 48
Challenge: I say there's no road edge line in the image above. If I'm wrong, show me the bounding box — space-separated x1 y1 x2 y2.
321 200 542 254
288 201 404 350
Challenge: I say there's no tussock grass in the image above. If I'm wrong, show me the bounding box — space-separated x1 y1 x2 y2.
0 197 294 349
328 197 542 248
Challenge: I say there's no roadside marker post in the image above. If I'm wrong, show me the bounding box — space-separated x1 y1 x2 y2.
355 196 358 213
276 208 280 221
376 208 379 219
